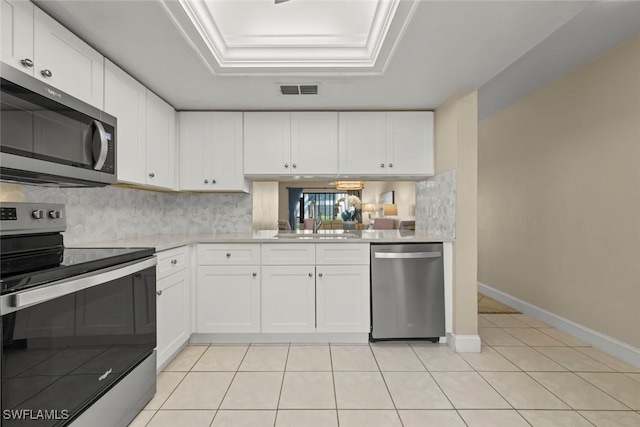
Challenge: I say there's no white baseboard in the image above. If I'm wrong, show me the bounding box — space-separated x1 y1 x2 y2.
190 332 369 344
478 282 640 368
447 333 481 353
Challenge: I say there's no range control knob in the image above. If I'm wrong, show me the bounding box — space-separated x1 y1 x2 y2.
48 210 62 219
32 210 45 219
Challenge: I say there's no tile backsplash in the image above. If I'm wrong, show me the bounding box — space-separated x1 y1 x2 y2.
415 169 456 238
21 185 252 245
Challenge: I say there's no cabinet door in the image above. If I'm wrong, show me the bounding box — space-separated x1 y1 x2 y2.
290 112 338 175
316 265 370 333
209 112 244 190
243 112 291 175
261 265 315 333
157 270 190 369
104 60 147 185
179 112 209 191
385 111 434 176
146 90 175 189
197 266 260 333
33 8 104 108
338 112 386 175
1 0 34 74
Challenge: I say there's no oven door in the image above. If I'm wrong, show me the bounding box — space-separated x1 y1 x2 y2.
1 258 156 427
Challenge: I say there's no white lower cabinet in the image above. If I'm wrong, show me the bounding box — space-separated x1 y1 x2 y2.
261 265 316 333
196 266 260 333
156 268 190 369
316 265 370 333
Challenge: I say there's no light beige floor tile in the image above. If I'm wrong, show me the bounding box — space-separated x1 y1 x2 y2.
534 347 614 372
238 345 288 371
528 372 627 410
478 316 496 327
578 372 640 409
627 373 640 383
330 345 379 371
162 345 207 371
128 410 155 427
479 327 526 346
147 410 215 427
338 410 402 427
519 410 594 427
333 372 394 409
286 345 332 371
537 328 589 346
510 313 550 328
575 347 640 372
192 345 248 371
211 410 275 427
399 410 466 427
220 372 283 409
459 410 530 426
480 372 569 409
492 347 566 372
481 314 529 328
411 344 474 371
579 410 640 427
371 343 425 371
383 371 452 409
431 372 510 409
162 372 234 410
276 410 338 427
279 372 335 409
145 372 187 410
505 328 565 346
460 346 520 371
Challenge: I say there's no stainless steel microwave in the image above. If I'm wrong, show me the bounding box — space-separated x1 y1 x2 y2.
0 63 116 187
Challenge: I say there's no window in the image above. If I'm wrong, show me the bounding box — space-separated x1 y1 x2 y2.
296 190 362 224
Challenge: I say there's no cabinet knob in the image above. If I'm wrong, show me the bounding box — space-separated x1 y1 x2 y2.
149 172 155 178
204 179 209 184
308 272 313 277
211 179 216 184
156 290 163 296
388 163 393 168
21 58 34 68
318 272 323 277
284 163 289 168
252 272 257 277
41 69 53 78
292 163 297 168
380 163 385 168
171 259 177 265
226 253 231 257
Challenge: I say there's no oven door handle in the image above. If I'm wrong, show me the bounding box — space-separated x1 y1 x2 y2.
8 257 156 310
374 251 442 259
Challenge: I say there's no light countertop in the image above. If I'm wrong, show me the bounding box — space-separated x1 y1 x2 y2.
73 230 454 252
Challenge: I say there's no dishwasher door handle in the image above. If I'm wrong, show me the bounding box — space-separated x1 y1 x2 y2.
374 251 442 259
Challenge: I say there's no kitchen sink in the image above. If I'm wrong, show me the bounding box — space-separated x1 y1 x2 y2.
275 231 359 239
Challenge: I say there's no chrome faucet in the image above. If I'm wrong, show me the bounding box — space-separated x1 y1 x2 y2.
313 218 323 233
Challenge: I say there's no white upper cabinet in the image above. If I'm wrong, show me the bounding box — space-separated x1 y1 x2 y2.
1 0 34 71
386 111 434 176
244 112 338 176
2 4 104 108
290 112 338 175
339 111 434 176
179 112 248 192
145 90 176 189
104 60 147 185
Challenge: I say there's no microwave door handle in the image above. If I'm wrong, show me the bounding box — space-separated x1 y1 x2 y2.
92 120 108 170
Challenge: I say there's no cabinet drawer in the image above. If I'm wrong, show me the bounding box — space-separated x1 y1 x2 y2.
197 244 260 265
262 244 315 265
316 243 370 265
156 246 189 279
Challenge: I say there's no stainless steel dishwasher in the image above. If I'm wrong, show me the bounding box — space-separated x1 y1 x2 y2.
370 243 445 341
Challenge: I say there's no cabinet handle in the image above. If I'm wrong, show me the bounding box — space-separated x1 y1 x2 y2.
41 69 53 78
149 172 155 178
21 58 34 68
388 163 393 168
204 179 209 184
284 163 289 168
308 272 313 277
171 259 177 265
156 290 163 296
211 179 216 184
252 272 257 277
318 272 323 277
380 163 385 168
226 253 231 257
292 163 297 168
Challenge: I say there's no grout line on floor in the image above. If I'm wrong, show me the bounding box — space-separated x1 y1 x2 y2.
272 343 291 427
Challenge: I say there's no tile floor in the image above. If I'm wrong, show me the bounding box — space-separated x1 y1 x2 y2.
130 313 640 426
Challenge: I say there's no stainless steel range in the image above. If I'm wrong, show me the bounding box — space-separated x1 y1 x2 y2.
1 202 157 426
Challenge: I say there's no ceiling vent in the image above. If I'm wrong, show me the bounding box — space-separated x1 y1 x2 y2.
279 84 319 95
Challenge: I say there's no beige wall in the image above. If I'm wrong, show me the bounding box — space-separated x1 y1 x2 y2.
479 35 640 348
252 181 279 230
435 91 479 337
